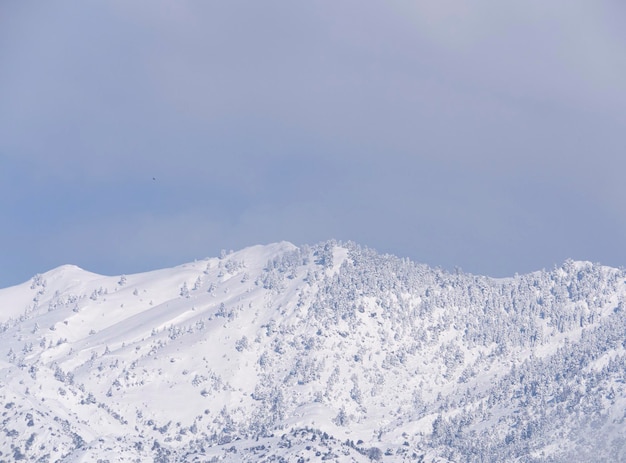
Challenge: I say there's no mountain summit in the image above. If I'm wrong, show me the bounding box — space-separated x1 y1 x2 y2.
1 241 625 462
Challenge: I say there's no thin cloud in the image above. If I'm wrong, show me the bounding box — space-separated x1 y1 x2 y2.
0 1 625 286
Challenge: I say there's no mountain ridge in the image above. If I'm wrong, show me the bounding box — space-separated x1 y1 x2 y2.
1 240 625 462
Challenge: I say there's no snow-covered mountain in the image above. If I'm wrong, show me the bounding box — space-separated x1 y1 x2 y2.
2 241 626 462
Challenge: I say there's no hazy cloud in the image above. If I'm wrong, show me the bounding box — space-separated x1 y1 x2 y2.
1 1 625 286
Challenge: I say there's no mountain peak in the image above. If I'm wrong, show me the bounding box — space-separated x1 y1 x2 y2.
1 242 625 461
41 263 100 280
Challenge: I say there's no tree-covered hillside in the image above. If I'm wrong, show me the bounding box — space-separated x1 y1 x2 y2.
1 241 625 462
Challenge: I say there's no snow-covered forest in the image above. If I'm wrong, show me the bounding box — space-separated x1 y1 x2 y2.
1 241 625 462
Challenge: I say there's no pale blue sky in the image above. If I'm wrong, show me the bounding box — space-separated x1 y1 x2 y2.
1 1 626 287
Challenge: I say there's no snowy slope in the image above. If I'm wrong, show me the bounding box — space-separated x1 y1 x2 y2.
1 241 626 462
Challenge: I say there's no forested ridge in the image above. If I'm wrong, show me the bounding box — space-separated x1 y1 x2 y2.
1 241 625 462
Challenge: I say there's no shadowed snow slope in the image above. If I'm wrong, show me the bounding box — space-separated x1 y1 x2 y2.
1 241 626 462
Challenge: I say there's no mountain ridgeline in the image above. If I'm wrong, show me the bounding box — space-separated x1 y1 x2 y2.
1 241 625 462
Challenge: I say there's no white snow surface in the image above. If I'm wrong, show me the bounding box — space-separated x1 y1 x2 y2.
1 241 626 462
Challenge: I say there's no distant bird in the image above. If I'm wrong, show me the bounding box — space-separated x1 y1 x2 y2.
152 177 156 181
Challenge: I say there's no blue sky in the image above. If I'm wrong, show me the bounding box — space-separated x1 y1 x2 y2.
1 1 626 287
